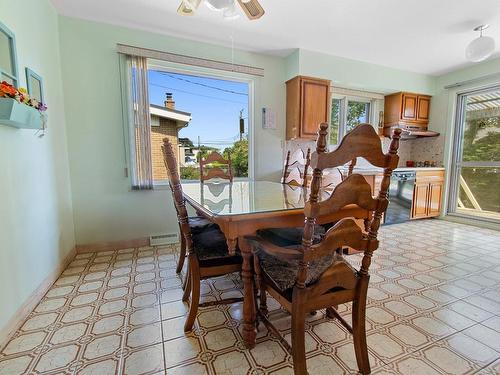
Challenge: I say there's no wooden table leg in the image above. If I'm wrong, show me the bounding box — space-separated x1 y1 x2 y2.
226 238 237 256
239 237 256 348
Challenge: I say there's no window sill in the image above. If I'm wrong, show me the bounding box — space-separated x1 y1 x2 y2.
152 177 250 190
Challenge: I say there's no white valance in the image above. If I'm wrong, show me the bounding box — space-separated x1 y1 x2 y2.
117 44 264 77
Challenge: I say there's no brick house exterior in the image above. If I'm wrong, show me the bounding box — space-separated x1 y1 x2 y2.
149 95 191 181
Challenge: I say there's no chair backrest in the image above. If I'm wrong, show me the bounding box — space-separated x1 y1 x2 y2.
162 138 193 245
298 123 401 287
200 151 233 182
282 148 311 187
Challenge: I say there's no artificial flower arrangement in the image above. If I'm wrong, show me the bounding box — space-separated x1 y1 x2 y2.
0 81 47 112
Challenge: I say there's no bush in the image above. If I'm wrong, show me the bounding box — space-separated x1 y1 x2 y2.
180 166 200 180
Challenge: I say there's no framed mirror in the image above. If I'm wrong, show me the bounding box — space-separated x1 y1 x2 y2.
25 68 44 103
0 21 18 86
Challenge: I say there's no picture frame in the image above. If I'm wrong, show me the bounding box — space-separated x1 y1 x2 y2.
25 67 44 103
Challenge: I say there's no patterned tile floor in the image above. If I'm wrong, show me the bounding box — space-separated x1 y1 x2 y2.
1 220 500 375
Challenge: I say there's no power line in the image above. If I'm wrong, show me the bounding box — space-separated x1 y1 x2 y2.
149 83 247 105
156 71 248 96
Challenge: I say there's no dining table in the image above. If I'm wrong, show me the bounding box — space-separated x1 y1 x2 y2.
181 180 370 348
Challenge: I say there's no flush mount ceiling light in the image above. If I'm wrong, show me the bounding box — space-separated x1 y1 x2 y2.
177 0 264 20
466 25 496 62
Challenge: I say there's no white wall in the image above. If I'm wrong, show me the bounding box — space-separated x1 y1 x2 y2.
0 0 75 337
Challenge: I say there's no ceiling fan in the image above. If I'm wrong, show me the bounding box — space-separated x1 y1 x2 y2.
177 0 265 20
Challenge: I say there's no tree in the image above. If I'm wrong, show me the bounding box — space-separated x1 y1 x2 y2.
180 166 200 180
223 139 248 177
179 138 194 148
346 102 369 132
463 116 500 162
196 145 219 162
330 100 369 144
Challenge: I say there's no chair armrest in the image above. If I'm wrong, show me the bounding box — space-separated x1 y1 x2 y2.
244 235 302 262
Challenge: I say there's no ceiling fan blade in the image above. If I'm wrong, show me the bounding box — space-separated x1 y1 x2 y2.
177 0 201 16
237 0 265 20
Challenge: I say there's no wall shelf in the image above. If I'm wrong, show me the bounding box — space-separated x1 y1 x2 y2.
0 98 43 129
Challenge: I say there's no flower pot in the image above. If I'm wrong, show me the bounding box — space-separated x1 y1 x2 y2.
0 97 43 129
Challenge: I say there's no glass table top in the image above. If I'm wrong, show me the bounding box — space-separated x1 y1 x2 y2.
181 180 317 216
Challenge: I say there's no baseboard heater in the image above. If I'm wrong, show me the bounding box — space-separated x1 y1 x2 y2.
150 233 179 246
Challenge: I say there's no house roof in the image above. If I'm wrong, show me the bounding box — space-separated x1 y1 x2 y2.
150 104 191 126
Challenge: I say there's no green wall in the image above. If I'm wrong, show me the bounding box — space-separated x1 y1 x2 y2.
58 16 446 247
0 0 75 339
287 49 436 94
58 16 287 245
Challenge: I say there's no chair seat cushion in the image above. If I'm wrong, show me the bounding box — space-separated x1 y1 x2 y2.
188 216 219 234
257 248 339 292
192 227 242 267
256 225 326 247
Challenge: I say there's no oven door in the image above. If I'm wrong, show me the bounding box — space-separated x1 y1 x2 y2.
385 172 415 225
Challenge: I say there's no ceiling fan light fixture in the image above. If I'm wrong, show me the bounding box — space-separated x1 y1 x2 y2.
205 0 234 11
466 25 496 63
183 0 201 10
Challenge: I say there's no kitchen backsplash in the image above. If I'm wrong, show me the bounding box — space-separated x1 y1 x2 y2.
408 136 445 166
284 134 444 169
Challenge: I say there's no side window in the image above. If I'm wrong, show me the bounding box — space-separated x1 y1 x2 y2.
330 95 373 145
0 22 18 86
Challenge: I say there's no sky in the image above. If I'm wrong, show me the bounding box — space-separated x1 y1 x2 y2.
148 70 249 151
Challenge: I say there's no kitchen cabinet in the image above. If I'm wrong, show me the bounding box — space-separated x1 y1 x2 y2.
286 75 331 140
383 92 432 136
401 93 418 121
411 170 444 219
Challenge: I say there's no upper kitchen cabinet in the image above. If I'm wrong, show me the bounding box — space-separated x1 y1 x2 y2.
286 75 331 140
383 92 434 137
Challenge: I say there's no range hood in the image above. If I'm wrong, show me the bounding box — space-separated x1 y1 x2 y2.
386 124 440 139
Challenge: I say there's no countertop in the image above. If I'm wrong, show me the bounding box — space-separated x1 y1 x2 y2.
396 167 445 172
342 166 445 175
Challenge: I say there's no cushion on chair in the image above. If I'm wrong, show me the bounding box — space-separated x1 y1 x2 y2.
192 227 242 267
256 246 341 292
256 225 326 247
188 216 219 235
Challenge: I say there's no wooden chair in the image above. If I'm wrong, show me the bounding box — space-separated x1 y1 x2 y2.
200 151 233 182
162 138 242 332
247 123 401 375
282 148 311 187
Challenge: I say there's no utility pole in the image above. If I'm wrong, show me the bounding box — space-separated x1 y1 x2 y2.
239 109 244 141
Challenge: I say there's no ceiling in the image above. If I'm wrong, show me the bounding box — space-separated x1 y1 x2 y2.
50 0 500 76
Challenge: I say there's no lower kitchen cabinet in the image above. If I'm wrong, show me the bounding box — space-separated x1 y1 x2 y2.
411 170 444 219
413 182 430 219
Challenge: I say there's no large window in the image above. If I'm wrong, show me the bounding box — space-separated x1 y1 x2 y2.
147 69 250 183
449 86 500 222
0 22 18 86
330 96 372 144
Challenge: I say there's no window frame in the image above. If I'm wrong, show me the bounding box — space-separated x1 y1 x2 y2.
330 93 375 145
0 21 19 86
447 84 500 224
144 61 254 187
